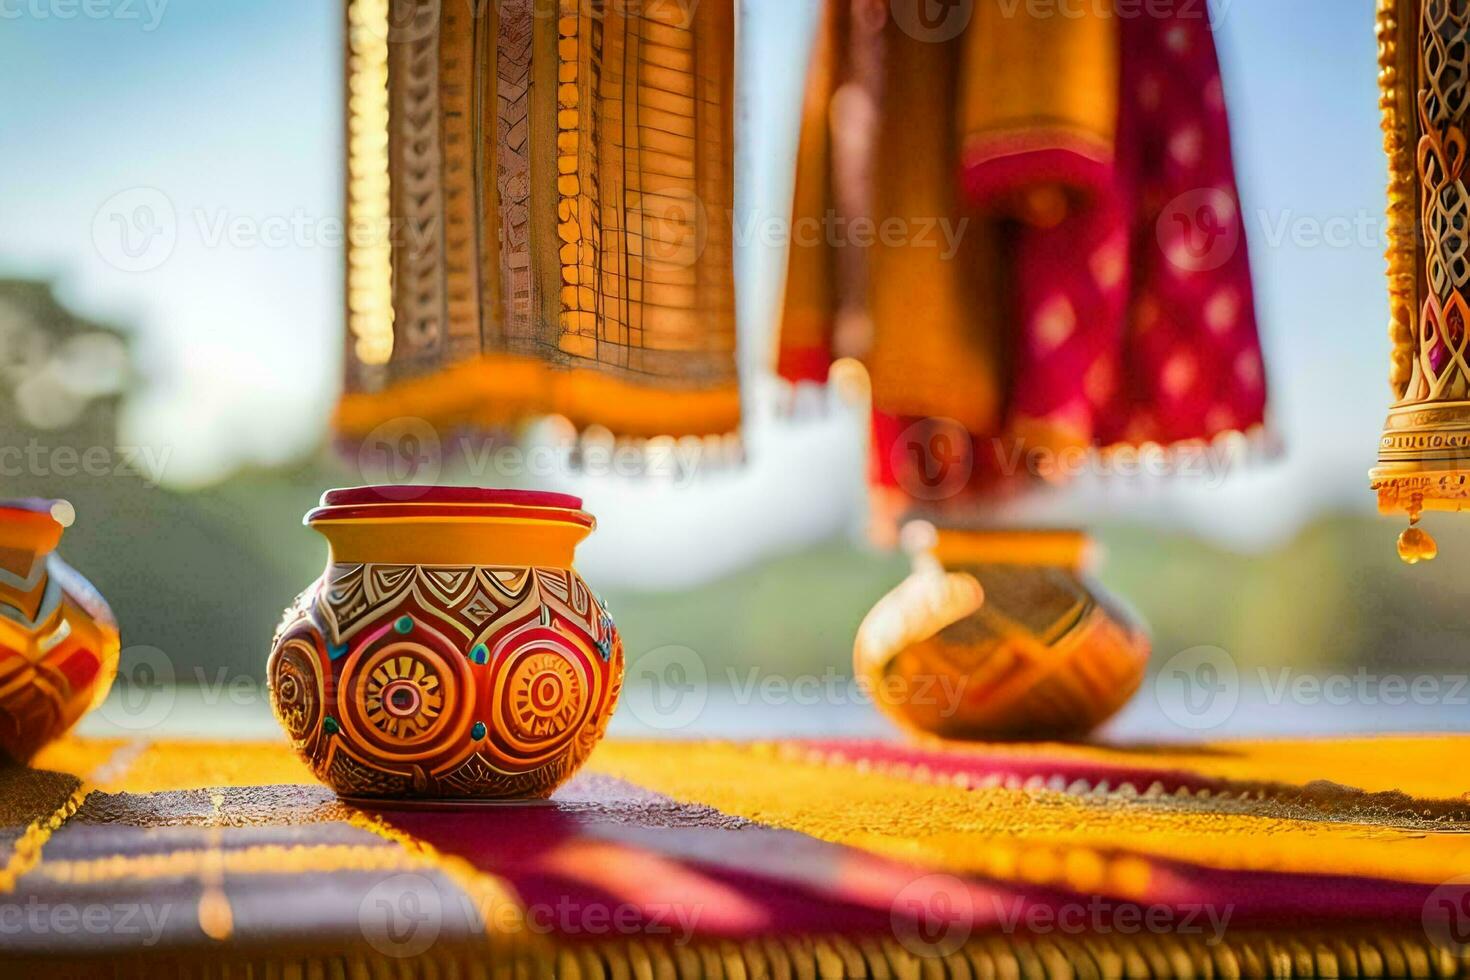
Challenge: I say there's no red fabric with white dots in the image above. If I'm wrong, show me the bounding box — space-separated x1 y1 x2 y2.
780 8 1269 499
984 10 1267 450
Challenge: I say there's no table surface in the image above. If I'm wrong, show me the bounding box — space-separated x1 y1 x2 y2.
2 726 1468 977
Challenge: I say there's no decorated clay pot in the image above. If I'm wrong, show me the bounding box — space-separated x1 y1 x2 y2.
0 499 120 763
855 528 1149 740
268 487 623 802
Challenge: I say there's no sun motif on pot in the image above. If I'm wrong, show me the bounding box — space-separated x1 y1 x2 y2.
363 652 444 741
268 562 622 800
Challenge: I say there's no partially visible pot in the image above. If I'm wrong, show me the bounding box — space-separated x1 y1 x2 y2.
0 499 120 762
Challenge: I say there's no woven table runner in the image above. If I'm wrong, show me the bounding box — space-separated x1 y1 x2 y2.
0 735 1467 977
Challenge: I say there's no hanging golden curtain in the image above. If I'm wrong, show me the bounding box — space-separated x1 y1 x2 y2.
338 0 738 442
1372 0 1470 562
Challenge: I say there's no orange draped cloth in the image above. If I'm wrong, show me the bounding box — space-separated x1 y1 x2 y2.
780 2 1268 499
337 0 738 443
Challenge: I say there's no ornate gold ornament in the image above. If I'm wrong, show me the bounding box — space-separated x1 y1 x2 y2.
1372 0 1470 561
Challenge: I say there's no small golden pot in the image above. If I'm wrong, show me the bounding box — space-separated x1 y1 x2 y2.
268 487 623 801
855 529 1148 740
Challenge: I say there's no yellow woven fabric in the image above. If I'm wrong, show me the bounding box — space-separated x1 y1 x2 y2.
3 735 1465 978
588 738 1470 895
25 734 1470 893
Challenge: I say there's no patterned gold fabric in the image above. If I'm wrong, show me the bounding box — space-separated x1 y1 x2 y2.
340 0 738 441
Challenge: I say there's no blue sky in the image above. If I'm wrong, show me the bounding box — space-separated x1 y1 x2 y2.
0 0 1396 544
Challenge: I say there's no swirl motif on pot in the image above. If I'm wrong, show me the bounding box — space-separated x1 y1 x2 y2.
267 487 623 801
270 638 323 746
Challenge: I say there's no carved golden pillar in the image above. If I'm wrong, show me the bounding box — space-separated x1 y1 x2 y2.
1372 0 1470 562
